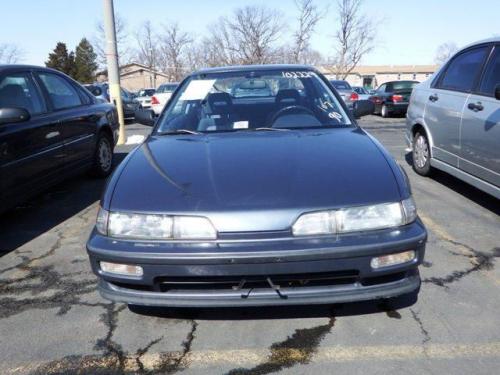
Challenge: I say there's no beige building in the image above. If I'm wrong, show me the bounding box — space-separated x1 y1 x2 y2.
319 65 439 89
96 63 173 92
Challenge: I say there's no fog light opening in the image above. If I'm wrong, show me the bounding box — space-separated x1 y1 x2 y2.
100 261 143 277
371 250 416 269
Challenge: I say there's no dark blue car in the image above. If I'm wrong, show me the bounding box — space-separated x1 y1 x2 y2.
87 65 427 308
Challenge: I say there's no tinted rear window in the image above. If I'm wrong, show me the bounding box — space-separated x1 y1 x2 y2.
330 81 351 90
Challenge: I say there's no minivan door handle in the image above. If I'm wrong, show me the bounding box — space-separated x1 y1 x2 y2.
467 102 484 112
428 94 438 102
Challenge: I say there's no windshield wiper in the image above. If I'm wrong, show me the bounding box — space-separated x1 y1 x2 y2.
253 127 291 132
158 129 202 135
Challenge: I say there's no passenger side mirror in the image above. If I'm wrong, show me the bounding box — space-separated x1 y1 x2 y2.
353 100 374 119
135 109 155 126
495 84 500 100
0 107 30 125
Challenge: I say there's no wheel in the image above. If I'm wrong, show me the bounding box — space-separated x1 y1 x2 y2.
412 131 432 176
381 104 391 118
90 133 114 177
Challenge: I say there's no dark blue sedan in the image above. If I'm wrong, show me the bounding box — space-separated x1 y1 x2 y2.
86 65 427 307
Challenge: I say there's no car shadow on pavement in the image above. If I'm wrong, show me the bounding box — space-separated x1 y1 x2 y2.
128 291 418 321
0 152 128 257
404 153 500 216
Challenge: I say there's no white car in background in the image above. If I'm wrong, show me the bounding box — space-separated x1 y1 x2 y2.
151 82 179 115
136 88 155 108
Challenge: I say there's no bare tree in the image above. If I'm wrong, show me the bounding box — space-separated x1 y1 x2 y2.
435 42 458 64
158 23 193 81
135 21 160 86
0 43 23 64
330 0 376 79
204 5 285 66
94 14 131 67
291 0 324 64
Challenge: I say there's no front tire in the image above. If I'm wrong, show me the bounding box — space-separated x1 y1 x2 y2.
90 133 114 177
412 132 431 176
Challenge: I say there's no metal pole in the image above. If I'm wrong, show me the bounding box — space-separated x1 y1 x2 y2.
103 0 125 145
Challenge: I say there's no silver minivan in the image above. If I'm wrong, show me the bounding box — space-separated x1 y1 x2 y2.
406 38 500 199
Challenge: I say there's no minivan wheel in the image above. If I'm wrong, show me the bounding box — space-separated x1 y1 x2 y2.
381 104 390 118
412 132 431 176
91 134 114 177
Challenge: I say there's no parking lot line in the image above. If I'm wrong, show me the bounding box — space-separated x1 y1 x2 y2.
7 342 500 373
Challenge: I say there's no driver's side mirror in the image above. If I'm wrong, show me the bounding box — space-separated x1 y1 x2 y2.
352 100 374 119
135 109 155 126
495 84 500 100
0 107 30 125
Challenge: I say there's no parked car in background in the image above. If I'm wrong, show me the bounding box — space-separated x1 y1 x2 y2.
406 38 500 199
329 79 358 110
352 86 371 100
136 88 155 109
151 82 178 115
84 82 110 103
0 65 118 213
87 64 425 308
120 88 140 119
84 83 140 119
370 80 419 117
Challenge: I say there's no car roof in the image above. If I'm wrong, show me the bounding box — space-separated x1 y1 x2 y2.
192 64 315 75
460 37 500 51
0 64 68 74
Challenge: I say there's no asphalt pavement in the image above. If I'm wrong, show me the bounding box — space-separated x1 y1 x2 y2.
0 116 499 374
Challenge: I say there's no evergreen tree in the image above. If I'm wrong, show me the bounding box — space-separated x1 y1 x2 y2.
45 42 75 77
74 38 98 83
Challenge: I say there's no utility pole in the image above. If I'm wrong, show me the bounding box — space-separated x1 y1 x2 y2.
103 0 125 145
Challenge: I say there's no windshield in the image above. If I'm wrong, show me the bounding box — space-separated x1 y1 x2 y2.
156 70 352 134
157 84 178 93
138 89 155 97
392 81 418 90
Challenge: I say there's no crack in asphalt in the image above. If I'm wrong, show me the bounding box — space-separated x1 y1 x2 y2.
410 308 430 356
155 319 198 374
0 229 63 276
135 337 164 373
94 303 128 371
225 316 335 375
423 246 499 288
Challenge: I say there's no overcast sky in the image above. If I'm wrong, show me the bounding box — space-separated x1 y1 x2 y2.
2 0 499 66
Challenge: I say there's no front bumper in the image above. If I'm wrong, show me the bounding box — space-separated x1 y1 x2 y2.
87 220 427 307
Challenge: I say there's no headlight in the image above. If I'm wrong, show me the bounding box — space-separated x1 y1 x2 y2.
95 208 216 240
292 198 417 236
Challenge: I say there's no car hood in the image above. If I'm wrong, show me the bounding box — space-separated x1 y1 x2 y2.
109 128 402 232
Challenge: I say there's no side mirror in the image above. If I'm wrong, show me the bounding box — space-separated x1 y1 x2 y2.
495 84 500 100
353 100 374 119
0 107 30 125
135 109 155 126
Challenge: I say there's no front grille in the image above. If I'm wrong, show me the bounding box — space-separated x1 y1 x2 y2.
155 271 359 292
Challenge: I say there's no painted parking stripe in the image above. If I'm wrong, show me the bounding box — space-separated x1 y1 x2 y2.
7 342 500 373
125 134 145 145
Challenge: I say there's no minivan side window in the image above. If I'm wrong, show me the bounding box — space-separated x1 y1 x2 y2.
478 47 500 97
0 73 45 115
438 47 489 92
38 73 83 110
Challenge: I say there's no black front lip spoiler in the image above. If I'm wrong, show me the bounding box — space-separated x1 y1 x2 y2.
98 270 420 307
